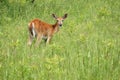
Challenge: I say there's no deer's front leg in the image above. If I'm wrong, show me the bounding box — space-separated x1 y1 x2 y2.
46 36 52 45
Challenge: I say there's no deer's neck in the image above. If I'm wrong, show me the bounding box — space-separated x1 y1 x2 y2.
52 22 59 32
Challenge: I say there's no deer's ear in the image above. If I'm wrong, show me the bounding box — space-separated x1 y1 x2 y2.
52 14 57 19
63 14 68 19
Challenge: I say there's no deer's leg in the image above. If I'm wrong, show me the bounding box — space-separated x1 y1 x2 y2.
35 34 42 47
46 36 52 45
27 33 33 46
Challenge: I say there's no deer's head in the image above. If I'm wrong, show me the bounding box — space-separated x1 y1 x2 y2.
52 14 68 27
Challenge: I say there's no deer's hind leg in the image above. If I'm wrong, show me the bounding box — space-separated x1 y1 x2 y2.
35 34 42 47
27 30 34 46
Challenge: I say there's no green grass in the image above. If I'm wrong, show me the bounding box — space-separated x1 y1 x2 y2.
0 0 120 80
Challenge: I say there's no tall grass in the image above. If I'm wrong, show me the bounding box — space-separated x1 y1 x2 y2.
0 0 120 80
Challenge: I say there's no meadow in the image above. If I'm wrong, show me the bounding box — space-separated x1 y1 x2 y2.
0 0 120 80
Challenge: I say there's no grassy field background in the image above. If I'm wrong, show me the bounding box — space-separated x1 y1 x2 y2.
0 0 120 80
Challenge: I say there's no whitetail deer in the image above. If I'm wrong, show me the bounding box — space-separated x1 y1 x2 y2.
27 14 68 46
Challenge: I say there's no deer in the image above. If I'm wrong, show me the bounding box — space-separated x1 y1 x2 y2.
27 13 68 46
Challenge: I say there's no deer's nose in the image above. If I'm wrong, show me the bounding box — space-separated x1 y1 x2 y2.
59 24 62 26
